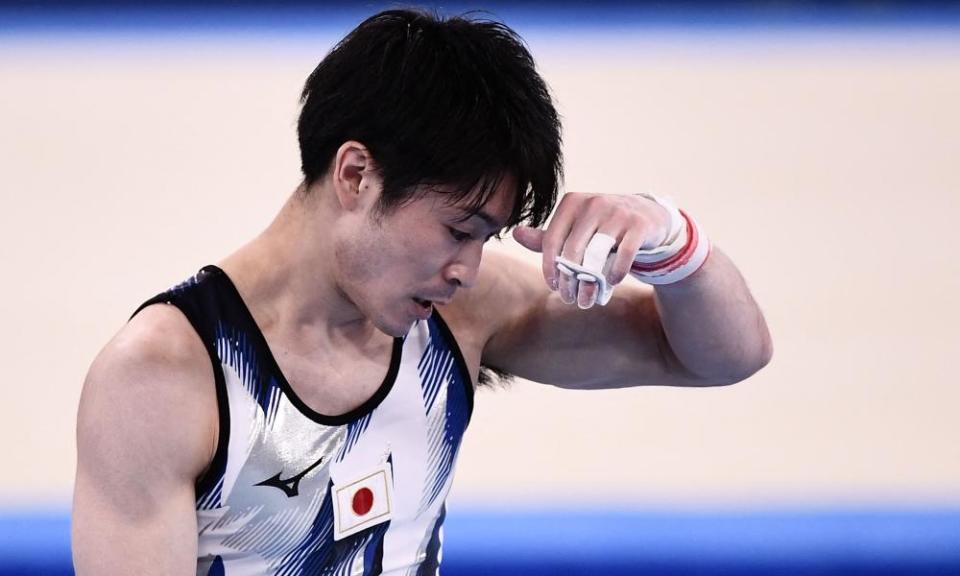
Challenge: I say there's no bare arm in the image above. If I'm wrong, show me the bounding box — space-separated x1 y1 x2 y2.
652 247 773 384
72 305 218 574
476 247 770 388
470 194 771 389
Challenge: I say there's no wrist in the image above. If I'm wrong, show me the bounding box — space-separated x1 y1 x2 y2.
630 195 711 285
634 192 685 253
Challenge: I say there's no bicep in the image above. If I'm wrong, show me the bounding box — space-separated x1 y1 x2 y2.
73 452 199 575
480 251 701 389
72 308 216 574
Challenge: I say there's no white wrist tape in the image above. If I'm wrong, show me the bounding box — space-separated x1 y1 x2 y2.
634 193 686 262
635 193 685 253
553 195 712 307
630 206 711 285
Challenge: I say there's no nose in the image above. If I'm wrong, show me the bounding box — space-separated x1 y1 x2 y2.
443 242 483 289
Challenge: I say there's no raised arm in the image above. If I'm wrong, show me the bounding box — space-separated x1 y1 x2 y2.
73 305 218 574
475 192 772 389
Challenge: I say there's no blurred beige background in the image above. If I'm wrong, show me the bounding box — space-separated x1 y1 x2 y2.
1 27 957 508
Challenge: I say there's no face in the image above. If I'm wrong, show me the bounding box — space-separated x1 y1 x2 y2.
334 178 515 337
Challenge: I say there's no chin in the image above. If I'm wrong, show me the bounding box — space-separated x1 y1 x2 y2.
343 288 411 337
371 311 415 338
377 321 411 338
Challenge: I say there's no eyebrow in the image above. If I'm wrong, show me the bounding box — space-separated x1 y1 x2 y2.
453 207 506 230
472 210 504 230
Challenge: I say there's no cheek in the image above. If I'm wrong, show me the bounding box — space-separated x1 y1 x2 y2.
334 229 384 294
341 217 456 291
390 228 452 274
336 229 416 295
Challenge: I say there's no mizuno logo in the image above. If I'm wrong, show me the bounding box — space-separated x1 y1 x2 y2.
255 455 326 498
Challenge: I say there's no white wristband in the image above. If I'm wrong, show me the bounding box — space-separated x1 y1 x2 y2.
553 195 711 304
630 207 711 286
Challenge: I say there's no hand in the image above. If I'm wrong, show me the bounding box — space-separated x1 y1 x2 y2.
512 192 671 309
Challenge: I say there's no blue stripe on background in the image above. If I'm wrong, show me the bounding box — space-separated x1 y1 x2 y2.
2 1 960 35
443 508 960 565
0 510 72 575
8 507 960 575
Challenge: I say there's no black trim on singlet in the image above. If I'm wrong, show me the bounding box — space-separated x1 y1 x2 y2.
201 265 404 427
430 309 475 423
129 266 472 497
130 279 231 499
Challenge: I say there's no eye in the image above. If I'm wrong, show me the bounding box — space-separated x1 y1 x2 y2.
447 227 471 243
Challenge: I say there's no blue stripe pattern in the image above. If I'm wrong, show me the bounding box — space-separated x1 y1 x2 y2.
417 325 454 414
335 412 372 463
215 320 282 419
271 478 391 575
360 523 388 575
418 317 471 512
196 476 224 511
332 522 390 576
167 271 202 295
275 480 336 575
416 504 446 576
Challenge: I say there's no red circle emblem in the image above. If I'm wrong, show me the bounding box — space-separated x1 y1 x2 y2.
352 487 374 516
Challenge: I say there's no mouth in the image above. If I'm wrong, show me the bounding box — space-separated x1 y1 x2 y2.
411 297 434 319
415 292 453 306
413 297 432 309
412 294 453 317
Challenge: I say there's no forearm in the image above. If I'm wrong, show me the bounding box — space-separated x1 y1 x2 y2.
653 247 772 384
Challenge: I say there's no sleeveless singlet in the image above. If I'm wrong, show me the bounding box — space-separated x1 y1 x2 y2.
133 265 474 576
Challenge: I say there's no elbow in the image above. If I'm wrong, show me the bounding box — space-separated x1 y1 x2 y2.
685 334 773 387
750 321 775 377
759 333 774 370
720 311 775 385
739 335 774 382
713 333 774 386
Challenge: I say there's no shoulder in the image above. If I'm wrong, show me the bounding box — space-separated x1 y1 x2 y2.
87 303 214 399
78 303 218 482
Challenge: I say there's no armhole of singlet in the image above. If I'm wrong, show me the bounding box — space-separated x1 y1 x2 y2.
429 310 475 422
131 295 231 499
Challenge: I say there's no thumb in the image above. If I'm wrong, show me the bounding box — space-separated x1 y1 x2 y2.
512 226 545 253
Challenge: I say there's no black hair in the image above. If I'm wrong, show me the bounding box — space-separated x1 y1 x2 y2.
297 8 562 229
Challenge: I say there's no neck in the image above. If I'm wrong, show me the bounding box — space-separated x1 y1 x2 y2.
218 183 376 344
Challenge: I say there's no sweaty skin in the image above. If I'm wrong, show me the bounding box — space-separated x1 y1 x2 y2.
73 141 771 574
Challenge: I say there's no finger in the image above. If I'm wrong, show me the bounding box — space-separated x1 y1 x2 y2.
542 200 577 291
558 266 578 305
559 217 603 267
577 275 598 309
512 226 544 253
605 226 647 285
581 232 617 273
577 233 617 308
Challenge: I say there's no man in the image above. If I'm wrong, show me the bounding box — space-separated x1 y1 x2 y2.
72 9 771 575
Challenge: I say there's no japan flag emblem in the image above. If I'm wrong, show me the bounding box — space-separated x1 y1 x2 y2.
332 462 394 541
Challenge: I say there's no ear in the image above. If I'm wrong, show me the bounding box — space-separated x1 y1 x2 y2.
332 141 379 212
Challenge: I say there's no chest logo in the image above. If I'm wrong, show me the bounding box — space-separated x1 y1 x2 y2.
255 455 325 498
